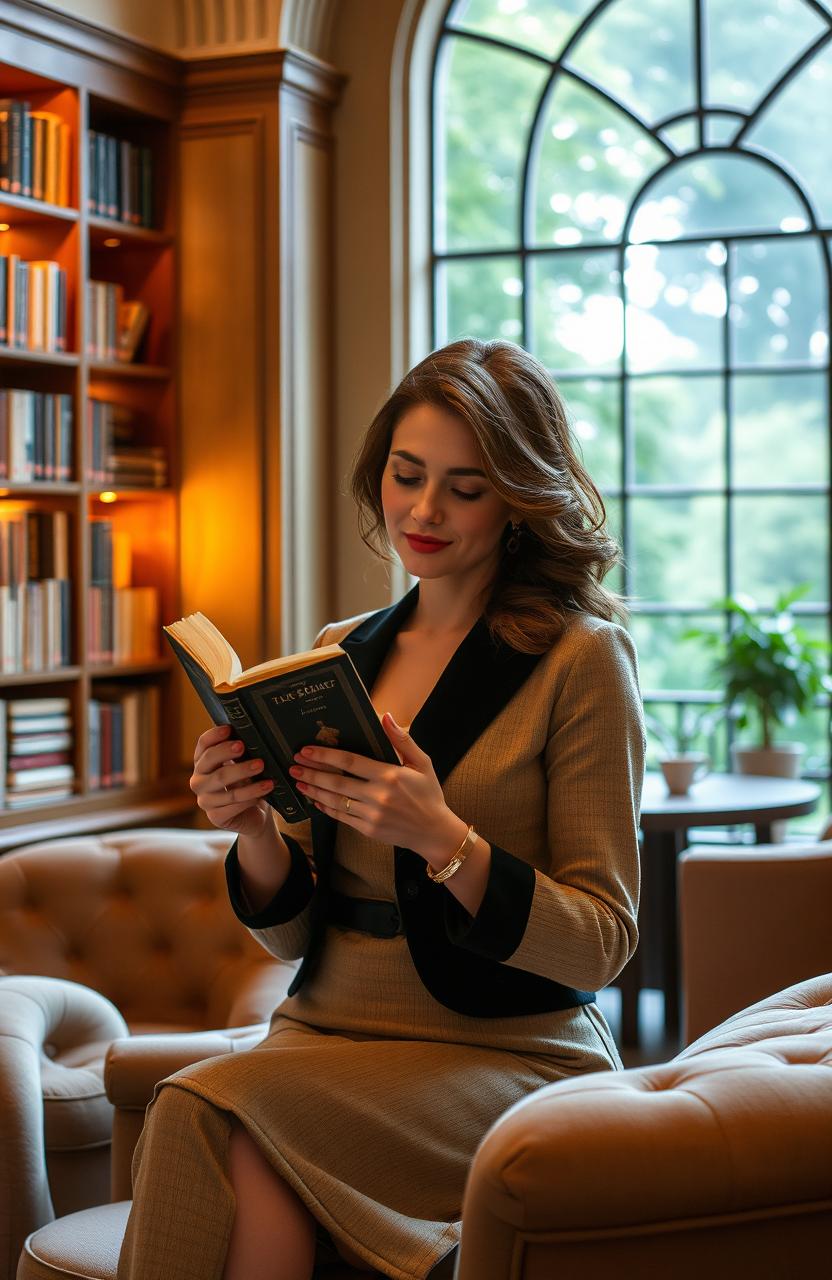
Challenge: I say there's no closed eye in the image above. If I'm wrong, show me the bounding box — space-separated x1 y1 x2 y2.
391 473 483 501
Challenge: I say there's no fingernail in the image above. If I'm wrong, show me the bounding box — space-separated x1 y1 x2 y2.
231 741 244 754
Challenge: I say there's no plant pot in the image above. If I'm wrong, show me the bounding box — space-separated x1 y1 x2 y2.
731 743 804 778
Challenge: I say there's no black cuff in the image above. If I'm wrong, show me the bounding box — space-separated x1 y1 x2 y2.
444 842 536 961
225 835 315 928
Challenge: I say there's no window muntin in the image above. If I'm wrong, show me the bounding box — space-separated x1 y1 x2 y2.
432 0 832 788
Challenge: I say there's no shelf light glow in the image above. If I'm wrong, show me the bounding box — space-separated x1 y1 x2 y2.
0 224 9 233
99 491 118 503
103 237 121 248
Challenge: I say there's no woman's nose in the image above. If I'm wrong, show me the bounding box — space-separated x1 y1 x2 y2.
411 486 443 523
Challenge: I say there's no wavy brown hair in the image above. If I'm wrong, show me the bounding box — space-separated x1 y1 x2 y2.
350 338 627 653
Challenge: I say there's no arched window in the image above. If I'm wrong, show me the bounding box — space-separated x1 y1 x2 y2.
432 0 832 792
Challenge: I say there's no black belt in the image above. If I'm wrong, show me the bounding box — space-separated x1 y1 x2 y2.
328 890 403 938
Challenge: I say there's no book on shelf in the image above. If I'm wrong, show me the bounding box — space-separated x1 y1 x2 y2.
0 509 71 672
88 129 153 227
0 100 71 206
87 400 167 486
0 254 68 352
88 284 151 363
3 695 75 808
0 389 73 481
164 613 399 824
117 299 150 363
88 520 159 663
89 683 159 789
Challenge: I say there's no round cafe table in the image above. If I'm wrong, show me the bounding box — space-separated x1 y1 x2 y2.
617 771 821 1048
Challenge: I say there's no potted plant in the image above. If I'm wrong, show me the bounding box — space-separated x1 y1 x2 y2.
643 704 723 794
683 585 832 778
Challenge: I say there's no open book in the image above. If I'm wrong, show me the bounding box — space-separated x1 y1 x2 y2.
164 613 399 823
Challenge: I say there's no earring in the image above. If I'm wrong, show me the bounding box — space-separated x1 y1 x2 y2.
506 520 521 554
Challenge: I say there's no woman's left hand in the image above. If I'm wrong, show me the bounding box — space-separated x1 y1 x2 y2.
288 714 455 858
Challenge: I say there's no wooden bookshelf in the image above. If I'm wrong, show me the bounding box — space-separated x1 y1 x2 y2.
0 9 193 846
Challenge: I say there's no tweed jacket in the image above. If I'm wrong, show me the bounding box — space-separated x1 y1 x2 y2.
226 584 645 1019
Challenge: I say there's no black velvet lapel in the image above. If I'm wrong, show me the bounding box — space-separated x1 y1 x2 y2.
341 582 545 785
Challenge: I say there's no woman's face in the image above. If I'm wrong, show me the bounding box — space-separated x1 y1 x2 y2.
380 403 514 585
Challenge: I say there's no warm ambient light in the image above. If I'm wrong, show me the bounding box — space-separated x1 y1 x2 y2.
0 224 9 233
103 237 121 248
0 488 9 497
98 491 118 503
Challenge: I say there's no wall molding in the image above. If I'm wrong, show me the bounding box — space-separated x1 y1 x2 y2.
175 0 339 60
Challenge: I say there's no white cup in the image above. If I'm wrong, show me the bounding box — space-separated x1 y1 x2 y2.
659 753 710 796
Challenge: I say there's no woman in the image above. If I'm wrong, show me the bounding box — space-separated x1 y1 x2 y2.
117 338 645 1280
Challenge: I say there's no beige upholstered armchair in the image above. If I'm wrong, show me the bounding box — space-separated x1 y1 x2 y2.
679 841 832 1043
0 829 295 1280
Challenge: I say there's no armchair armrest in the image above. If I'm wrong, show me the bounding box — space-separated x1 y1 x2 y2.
0 976 128 1272
105 1024 268 1200
457 1030 832 1280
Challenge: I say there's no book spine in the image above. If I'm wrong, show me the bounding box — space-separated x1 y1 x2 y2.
0 103 10 193
9 103 22 195
88 130 96 213
220 692 311 823
20 104 32 198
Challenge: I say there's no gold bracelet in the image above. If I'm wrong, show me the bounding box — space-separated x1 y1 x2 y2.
426 824 477 884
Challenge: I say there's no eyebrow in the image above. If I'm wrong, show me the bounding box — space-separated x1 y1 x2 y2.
390 449 487 478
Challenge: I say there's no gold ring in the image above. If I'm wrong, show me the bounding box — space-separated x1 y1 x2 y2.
344 796 352 812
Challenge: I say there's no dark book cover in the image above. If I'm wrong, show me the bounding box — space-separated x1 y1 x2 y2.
165 634 399 825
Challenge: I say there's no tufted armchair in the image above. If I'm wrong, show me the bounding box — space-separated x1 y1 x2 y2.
0 829 295 1280
13 973 832 1280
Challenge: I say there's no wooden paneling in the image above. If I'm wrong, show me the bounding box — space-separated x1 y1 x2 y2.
178 116 264 759
277 89 336 657
179 51 344 738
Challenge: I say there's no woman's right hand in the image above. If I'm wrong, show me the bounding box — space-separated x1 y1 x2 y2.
190 723 276 838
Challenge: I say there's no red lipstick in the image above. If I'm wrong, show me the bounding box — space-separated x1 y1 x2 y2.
405 533 451 554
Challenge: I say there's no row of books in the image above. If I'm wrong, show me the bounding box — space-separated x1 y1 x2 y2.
88 585 159 665
1 255 68 352
87 281 149 362
0 579 71 673
0 696 74 808
0 390 73 482
90 684 160 788
0 100 72 207
90 516 158 662
0 510 71 672
88 130 154 228
87 400 167 486
1 509 70 584
0 686 161 807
